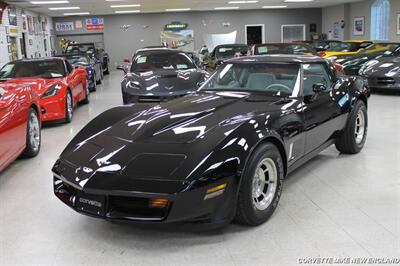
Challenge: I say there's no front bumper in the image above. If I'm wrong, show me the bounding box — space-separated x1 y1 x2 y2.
364 76 400 90
122 90 193 104
40 95 66 122
53 174 237 224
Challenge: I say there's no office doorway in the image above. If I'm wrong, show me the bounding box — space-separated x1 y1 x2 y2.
245 24 265 46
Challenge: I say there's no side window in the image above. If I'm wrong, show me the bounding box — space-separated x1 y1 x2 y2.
65 61 73 75
303 63 333 96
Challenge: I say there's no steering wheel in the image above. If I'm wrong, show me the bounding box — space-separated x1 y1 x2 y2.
265 84 292 94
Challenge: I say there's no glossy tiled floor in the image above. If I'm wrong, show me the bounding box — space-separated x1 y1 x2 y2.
0 71 399 266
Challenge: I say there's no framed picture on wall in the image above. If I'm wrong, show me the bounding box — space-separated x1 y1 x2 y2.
397 14 400 35
353 16 365 36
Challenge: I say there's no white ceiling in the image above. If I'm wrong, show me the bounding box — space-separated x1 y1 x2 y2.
6 0 365 17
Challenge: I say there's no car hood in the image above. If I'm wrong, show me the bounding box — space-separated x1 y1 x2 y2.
0 77 65 96
363 56 400 77
340 53 380 66
57 92 283 186
122 69 206 95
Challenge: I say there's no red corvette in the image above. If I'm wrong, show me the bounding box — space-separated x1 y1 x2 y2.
0 83 41 172
0 58 89 123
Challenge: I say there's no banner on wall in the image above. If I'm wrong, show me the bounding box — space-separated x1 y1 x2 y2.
203 31 237 53
160 29 194 52
86 18 104 30
55 22 74 32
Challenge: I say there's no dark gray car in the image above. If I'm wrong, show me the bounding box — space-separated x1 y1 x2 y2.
118 49 209 104
359 56 400 91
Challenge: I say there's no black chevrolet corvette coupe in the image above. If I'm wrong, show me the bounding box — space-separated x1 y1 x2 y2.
52 55 369 227
118 48 209 104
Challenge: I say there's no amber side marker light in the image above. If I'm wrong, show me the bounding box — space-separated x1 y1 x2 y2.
149 198 169 208
204 183 227 200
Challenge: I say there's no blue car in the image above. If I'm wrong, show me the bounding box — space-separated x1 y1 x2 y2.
61 54 103 91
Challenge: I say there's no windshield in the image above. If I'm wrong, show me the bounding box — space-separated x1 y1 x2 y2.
131 52 195 72
66 56 90 66
358 43 400 55
66 44 96 54
216 46 248 59
255 44 314 55
326 42 371 52
0 60 66 79
313 41 342 50
200 63 300 97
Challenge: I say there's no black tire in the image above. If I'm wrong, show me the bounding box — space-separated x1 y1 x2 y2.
235 143 284 226
104 63 110 75
335 100 368 154
91 76 97 91
64 90 73 123
21 108 41 158
81 83 90 104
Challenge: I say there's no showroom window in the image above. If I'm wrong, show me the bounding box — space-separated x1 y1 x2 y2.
281 24 306 42
370 0 390 40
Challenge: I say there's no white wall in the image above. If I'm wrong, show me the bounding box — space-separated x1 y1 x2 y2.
322 0 400 41
0 4 54 67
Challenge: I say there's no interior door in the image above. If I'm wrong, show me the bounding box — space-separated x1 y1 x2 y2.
246 25 264 46
302 63 342 154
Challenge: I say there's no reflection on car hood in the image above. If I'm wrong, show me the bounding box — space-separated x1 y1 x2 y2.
122 69 206 94
0 77 65 96
363 56 400 77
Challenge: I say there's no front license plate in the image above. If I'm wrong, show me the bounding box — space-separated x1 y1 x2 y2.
76 192 106 216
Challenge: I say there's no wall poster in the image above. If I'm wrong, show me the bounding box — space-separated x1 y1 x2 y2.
353 16 365 36
160 22 194 52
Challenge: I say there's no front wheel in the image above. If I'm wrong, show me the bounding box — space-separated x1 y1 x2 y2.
335 100 368 154
21 108 41 158
235 143 284 226
64 90 73 123
81 83 90 104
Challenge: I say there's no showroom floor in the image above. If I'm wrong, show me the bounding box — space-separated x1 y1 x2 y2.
0 71 399 266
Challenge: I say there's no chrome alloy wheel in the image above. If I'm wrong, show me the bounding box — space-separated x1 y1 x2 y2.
252 158 278 211
355 110 366 145
66 92 73 120
28 111 40 152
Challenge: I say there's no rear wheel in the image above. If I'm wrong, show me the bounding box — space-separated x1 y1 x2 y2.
104 62 110 75
235 143 284 226
21 108 41 158
335 100 368 154
64 90 73 123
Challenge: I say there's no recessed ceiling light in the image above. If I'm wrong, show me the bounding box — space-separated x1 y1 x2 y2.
165 8 191 12
284 0 313 2
115 10 140 13
110 4 140 8
262 5 288 8
49 6 80 10
31 1 69 4
214 6 240 10
63 12 90 16
228 1 258 3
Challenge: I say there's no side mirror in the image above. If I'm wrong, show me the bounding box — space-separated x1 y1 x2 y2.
117 65 128 74
312 83 327 94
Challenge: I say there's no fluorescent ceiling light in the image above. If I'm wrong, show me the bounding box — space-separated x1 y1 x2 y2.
228 1 258 3
49 6 80 10
106 0 128 1
31 1 69 4
165 8 191 12
115 10 140 13
110 4 140 8
262 5 287 8
284 0 313 2
214 6 240 10
63 12 90 15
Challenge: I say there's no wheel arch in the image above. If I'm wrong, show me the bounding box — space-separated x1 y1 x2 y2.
242 135 288 179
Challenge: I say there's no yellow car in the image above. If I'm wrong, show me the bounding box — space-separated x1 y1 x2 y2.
320 40 373 59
